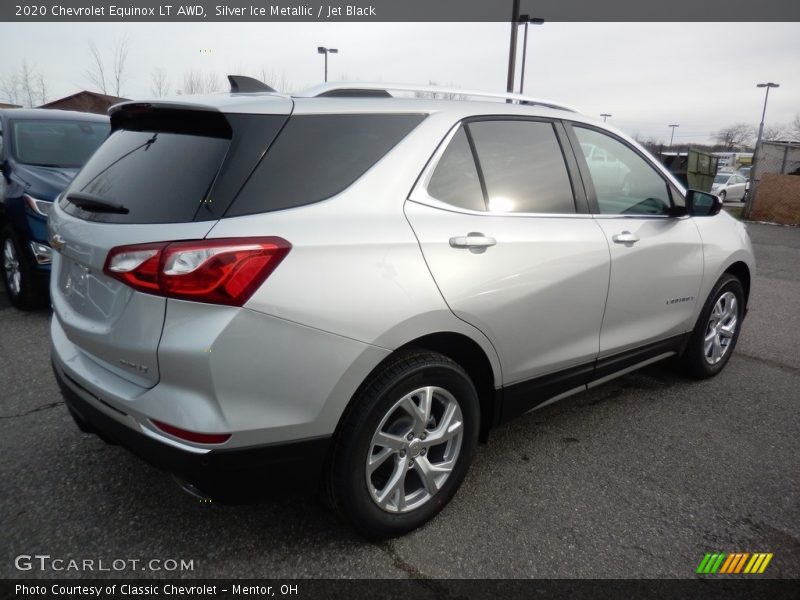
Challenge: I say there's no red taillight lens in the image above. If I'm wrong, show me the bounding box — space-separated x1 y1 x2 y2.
103 237 290 306
151 420 231 445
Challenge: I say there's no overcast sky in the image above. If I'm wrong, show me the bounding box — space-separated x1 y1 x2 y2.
1 22 798 143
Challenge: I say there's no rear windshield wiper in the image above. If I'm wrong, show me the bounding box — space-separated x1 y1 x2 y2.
65 192 129 214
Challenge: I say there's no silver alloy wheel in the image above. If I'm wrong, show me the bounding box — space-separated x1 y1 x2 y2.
366 386 463 513
3 238 21 297
704 291 738 365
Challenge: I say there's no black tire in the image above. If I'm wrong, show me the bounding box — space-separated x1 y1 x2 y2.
719 190 727 203
326 350 480 539
682 274 744 379
0 224 48 310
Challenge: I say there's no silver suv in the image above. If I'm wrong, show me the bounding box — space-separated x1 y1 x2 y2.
49 79 755 538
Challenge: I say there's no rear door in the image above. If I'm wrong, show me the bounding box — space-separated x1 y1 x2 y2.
566 124 704 357
405 118 610 418
50 102 290 388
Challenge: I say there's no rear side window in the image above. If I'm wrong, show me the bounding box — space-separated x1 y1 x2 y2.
64 130 229 223
469 120 576 214
427 127 485 211
228 113 426 216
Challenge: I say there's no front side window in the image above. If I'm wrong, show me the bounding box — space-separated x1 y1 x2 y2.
574 126 671 216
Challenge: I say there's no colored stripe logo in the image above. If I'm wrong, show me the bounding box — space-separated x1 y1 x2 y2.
696 552 773 574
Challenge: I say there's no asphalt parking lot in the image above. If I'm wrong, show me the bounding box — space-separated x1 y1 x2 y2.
1 221 798 580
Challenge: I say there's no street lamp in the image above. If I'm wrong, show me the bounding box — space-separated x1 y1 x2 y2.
517 14 545 94
317 46 338 83
668 124 679 149
744 82 780 218
600 113 612 122
506 0 520 94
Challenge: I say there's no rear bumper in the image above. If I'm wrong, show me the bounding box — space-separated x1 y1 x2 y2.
53 359 331 499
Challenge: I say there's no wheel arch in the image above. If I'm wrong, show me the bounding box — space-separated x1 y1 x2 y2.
334 331 501 445
723 260 751 307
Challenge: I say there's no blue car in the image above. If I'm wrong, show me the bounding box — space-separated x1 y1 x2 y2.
1 109 110 309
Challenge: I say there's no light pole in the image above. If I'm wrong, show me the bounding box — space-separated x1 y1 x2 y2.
668 124 679 149
744 82 780 218
600 113 612 122
517 15 544 94
506 0 520 94
317 46 338 83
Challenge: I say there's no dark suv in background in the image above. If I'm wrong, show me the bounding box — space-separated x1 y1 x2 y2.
1 109 109 309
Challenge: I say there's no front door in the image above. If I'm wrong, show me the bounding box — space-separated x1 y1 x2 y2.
569 125 704 356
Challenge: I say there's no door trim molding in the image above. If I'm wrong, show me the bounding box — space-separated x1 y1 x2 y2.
494 333 689 425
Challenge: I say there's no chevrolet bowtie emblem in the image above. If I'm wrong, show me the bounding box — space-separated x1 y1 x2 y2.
51 234 66 251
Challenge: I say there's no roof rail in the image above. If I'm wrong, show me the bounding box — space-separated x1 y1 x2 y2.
296 82 577 112
227 75 277 94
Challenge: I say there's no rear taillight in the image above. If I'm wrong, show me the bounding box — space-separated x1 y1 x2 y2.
103 237 290 306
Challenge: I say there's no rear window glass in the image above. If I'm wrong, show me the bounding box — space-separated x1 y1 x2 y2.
63 130 230 224
228 113 426 217
11 119 109 168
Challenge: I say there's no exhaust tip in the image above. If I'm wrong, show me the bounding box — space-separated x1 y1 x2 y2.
173 476 213 502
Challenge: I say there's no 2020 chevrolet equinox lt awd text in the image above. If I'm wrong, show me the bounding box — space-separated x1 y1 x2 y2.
49 78 755 538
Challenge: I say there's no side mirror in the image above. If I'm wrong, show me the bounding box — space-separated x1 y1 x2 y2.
686 189 722 217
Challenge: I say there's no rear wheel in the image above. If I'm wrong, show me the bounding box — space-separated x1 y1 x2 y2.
682 274 744 379
327 351 480 539
1 225 47 310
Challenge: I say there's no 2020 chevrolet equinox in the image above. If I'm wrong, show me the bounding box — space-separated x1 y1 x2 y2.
49 78 755 538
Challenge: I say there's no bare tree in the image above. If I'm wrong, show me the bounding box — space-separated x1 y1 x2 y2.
20 61 38 107
792 114 800 141
86 41 108 94
37 72 47 105
712 123 755 150
762 124 789 142
111 35 130 96
0 71 20 106
150 68 170 97
1 61 47 107
204 71 222 93
182 70 222 95
86 36 130 97
257 66 292 92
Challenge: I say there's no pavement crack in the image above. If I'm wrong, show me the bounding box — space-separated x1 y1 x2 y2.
736 352 800 376
376 541 469 597
376 541 430 579
0 400 63 420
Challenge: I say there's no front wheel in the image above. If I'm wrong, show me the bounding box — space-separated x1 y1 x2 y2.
682 274 744 379
327 351 480 539
1 225 47 310
719 190 727 203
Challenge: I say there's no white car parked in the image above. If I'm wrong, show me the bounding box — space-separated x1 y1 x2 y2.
711 172 748 202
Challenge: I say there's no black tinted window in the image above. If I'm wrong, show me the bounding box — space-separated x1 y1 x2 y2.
574 127 671 215
63 130 229 223
11 120 109 168
468 120 575 214
428 127 484 211
229 113 426 216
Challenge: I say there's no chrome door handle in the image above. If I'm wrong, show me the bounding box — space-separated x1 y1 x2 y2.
611 231 640 246
449 232 497 254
